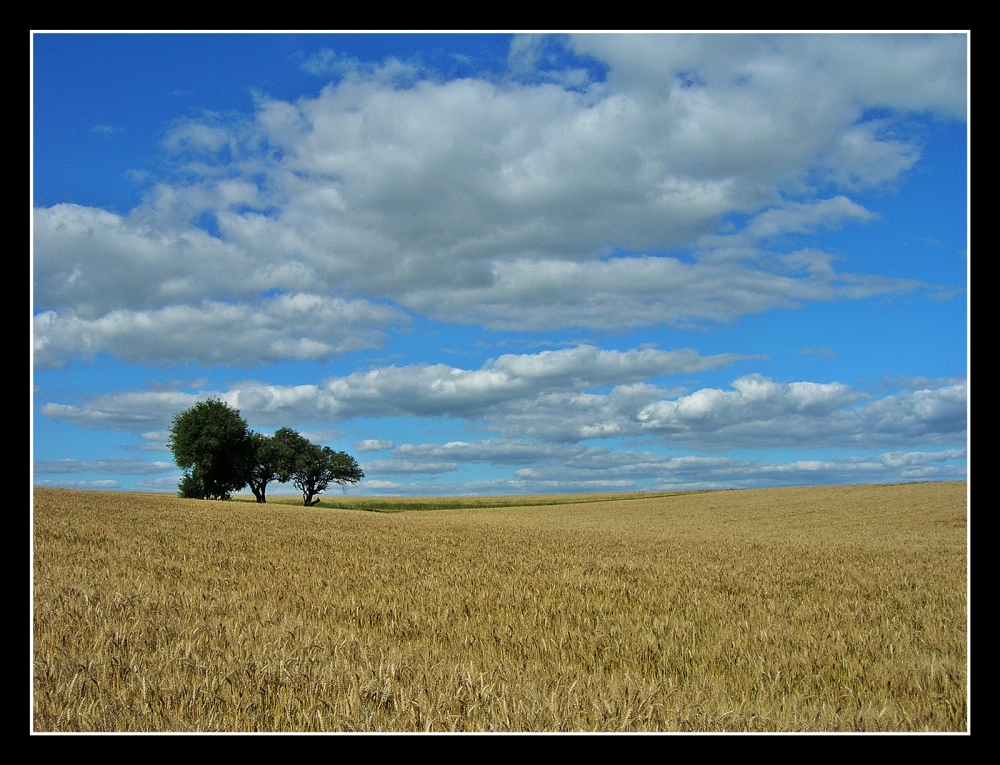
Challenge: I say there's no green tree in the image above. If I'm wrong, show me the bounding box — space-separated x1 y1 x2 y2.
272 427 313 468
168 400 253 500
293 445 364 507
246 432 288 504
274 428 364 506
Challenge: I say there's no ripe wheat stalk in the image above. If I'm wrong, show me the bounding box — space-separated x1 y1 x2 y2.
33 482 967 731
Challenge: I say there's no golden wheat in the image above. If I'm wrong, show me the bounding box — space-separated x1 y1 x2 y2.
33 482 967 731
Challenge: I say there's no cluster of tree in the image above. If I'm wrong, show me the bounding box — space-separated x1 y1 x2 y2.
168 400 363 506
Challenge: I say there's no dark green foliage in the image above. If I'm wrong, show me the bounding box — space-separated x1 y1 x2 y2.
272 427 314 471
177 468 208 499
245 432 292 504
169 405 362 504
168 400 253 500
284 436 365 507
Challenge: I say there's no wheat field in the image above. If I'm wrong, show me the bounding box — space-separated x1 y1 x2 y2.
32 482 967 732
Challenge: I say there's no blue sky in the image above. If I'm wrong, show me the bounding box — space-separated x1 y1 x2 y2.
32 33 968 496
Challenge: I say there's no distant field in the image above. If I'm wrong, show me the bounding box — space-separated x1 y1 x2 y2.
231 490 701 513
32 483 967 732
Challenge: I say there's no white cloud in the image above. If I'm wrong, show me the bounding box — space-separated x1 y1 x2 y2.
401 251 916 331
234 345 746 421
394 439 584 465
853 381 968 442
40 347 966 451
41 390 208 430
878 448 966 468
742 196 879 241
33 438 964 495
34 203 254 317
356 439 395 453
568 34 966 119
821 120 921 188
636 375 860 431
362 460 459 475
33 458 175 475
301 51 423 86
34 479 120 489
133 476 185 492
358 479 411 491
163 120 234 155
512 448 968 490
625 376 968 449
34 293 403 369
352 441 966 494
32 35 965 364
36 344 739 429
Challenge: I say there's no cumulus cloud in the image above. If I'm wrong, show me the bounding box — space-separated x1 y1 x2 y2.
636 375 860 433
233 345 747 422
568 34 966 119
41 345 740 430
878 448 966 468
32 35 965 365
41 390 208 430
471 375 966 448
40 345 966 451
34 203 255 317
401 250 916 331
851 381 968 443
350 440 966 494
327 370 965 449
33 458 175 475
34 293 403 369
629 376 968 449
40 344 743 428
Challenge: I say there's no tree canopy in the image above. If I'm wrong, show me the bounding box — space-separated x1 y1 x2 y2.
289 441 365 507
245 432 288 504
168 399 253 501
168 404 363 504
